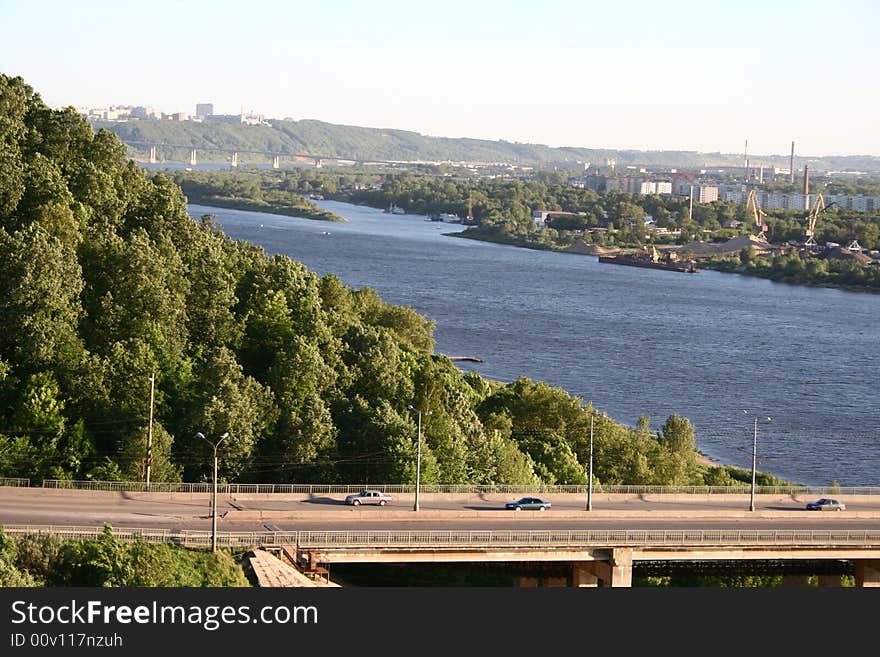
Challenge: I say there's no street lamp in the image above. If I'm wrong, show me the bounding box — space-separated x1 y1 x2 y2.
586 414 594 511
196 431 229 552
743 411 771 512
407 405 431 512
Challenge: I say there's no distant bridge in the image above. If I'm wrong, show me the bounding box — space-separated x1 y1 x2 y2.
118 139 453 169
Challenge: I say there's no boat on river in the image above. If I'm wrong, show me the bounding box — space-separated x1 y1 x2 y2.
598 246 699 273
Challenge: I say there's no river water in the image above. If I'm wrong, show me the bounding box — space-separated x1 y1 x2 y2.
189 201 880 486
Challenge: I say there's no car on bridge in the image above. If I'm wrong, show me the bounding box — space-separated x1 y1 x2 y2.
345 490 393 506
505 497 551 511
806 498 846 511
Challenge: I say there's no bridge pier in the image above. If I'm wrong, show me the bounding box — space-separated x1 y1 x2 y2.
149 145 157 164
314 158 322 168
512 575 570 587
231 152 239 168
190 149 197 166
817 575 841 587
571 549 633 587
272 154 280 169
572 563 600 587
855 560 880 587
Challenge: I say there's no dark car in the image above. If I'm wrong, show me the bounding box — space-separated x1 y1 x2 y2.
505 497 551 511
806 498 846 511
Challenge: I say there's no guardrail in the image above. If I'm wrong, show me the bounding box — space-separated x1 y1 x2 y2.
0 525 287 548
36 480 880 495
2 525 879 549
0 478 29 487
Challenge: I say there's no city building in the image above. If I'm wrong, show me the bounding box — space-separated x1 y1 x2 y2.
605 176 673 195
674 182 718 203
195 103 214 118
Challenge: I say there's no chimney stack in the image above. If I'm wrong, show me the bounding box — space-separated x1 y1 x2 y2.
803 164 810 196
790 141 795 184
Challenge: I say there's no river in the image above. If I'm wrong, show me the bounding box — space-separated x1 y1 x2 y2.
188 201 880 486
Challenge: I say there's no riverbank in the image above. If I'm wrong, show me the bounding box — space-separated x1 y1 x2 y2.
183 193 347 222
454 228 880 293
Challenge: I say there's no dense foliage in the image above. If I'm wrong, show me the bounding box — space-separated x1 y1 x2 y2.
705 248 880 291
1 74 739 488
0 526 248 586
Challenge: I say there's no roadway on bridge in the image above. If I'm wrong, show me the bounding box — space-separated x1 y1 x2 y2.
2 488 878 532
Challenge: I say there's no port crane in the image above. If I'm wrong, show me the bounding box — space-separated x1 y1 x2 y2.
804 194 833 247
745 189 768 238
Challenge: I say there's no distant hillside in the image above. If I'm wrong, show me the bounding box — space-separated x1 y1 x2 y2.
91 118 880 171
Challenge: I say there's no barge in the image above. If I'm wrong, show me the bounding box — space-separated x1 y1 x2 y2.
598 247 699 273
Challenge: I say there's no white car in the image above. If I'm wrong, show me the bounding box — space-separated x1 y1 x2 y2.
345 490 393 506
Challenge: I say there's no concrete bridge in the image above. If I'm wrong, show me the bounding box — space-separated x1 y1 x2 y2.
288 528 880 587
131 140 400 168
4 486 880 587
4 524 878 587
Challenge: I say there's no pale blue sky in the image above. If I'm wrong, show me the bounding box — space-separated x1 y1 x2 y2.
2 0 877 156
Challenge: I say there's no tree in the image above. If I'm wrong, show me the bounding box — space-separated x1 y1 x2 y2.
0 225 84 378
119 423 182 483
181 348 275 481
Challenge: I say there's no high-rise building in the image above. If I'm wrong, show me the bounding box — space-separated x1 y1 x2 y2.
195 103 214 118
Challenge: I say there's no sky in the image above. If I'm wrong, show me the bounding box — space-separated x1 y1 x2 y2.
2 0 878 157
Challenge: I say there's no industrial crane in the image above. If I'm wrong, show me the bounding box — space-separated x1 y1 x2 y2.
804 194 834 247
745 189 768 238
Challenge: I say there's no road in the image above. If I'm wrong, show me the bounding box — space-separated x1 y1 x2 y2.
2 489 878 532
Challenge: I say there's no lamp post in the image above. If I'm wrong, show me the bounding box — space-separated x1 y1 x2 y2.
743 411 771 512
196 431 229 552
586 414 594 511
145 373 155 488
407 405 431 512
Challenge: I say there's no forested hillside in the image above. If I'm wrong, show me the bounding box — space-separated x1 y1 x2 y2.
93 117 880 171
0 74 742 488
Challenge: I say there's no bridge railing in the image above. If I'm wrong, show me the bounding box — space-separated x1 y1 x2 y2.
0 478 29 487
294 529 880 548
36 480 880 495
1 525 878 548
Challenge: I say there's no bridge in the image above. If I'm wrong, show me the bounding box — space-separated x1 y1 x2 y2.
124 140 431 169
2 524 879 587
2 483 879 587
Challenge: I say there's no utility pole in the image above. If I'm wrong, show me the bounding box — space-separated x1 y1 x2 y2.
196 431 229 552
744 411 771 512
407 405 431 512
415 410 423 512
145 373 155 487
750 415 758 512
586 414 594 511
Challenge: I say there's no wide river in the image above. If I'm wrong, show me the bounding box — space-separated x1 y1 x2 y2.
189 201 880 486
